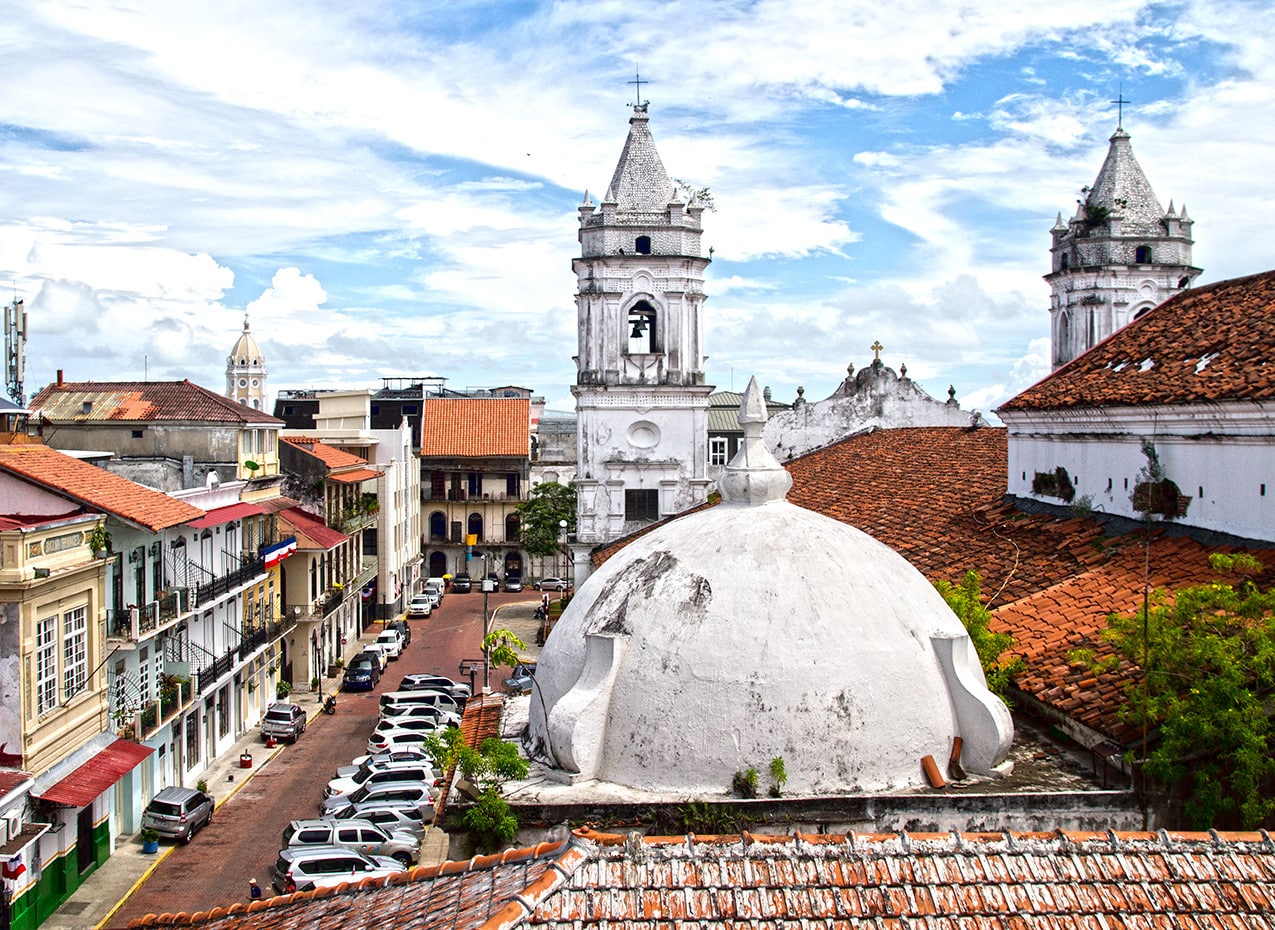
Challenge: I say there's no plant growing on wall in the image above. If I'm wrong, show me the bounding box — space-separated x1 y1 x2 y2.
88 524 112 555
1130 439 1189 519
935 571 1025 704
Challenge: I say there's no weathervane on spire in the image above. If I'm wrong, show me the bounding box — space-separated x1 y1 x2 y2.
1111 85 1130 130
627 69 649 110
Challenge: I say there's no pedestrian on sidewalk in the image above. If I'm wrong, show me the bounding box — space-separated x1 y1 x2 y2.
249 878 262 900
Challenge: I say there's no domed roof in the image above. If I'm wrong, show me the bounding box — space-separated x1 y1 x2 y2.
528 378 1012 796
228 314 264 365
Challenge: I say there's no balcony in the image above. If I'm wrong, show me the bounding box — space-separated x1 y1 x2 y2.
194 556 265 606
114 676 194 741
237 617 295 662
423 489 526 503
106 587 191 643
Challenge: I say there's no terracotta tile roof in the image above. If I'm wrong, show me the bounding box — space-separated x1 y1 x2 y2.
0 445 204 532
421 398 529 458
186 502 265 530
329 467 380 484
124 829 1275 929
30 379 282 424
1000 269 1275 411
280 436 368 470
279 507 347 551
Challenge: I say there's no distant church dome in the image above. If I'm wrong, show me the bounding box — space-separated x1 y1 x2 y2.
528 378 1013 795
225 313 268 410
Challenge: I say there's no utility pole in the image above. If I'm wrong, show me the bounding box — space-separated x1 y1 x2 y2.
4 297 26 406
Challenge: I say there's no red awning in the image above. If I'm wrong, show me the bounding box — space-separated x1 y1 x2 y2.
329 468 379 484
187 502 265 529
34 740 153 807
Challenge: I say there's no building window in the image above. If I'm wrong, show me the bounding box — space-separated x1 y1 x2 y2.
506 472 520 498
218 686 230 738
467 472 480 497
625 489 659 523
709 437 728 465
139 647 150 702
1135 245 1152 263
627 301 657 354
36 615 58 714
505 513 520 542
467 512 484 542
62 606 88 702
131 429 143 439
635 235 651 254
429 511 446 540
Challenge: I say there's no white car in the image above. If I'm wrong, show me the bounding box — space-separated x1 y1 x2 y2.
366 727 434 755
406 595 432 619
360 644 389 671
379 704 461 728
370 718 452 744
374 630 403 660
325 760 439 800
336 749 432 779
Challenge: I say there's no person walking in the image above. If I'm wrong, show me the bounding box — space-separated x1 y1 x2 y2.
248 878 263 900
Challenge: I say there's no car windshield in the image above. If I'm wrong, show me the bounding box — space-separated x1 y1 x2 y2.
265 709 293 722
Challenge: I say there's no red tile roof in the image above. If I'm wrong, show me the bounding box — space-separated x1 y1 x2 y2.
1001 269 1275 411
280 437 368 470
124 829 1275 929
0 445 204 531
34 740 153 807
329 467 379 484
421 398 529 458
279 507 347 551
31 379 282 424
186 502 265 530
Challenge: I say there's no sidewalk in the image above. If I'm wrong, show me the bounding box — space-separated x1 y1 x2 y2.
47 618 452 930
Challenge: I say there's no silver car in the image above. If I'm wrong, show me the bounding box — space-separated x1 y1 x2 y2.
330 801 429 840
141 786 214 844
272 845 405 894
319 779 437 817
282 818 420 866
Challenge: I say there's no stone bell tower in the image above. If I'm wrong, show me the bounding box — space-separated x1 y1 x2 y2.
571 101 714 557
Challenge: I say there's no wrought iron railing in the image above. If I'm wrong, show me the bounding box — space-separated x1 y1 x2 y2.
194 556 265 605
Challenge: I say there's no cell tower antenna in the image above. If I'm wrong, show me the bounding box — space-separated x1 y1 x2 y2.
4 294 27 406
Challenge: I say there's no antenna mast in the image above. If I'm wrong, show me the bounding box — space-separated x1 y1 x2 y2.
4 296 26 406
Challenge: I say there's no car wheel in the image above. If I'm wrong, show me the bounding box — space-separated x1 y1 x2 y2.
393 852 414 867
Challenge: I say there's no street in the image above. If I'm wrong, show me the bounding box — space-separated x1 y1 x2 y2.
108 588 533 926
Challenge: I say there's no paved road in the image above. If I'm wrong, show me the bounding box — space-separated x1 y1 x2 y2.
108 589 530 926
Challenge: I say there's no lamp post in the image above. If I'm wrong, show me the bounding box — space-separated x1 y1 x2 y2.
480 553 494 692
559 519 572 600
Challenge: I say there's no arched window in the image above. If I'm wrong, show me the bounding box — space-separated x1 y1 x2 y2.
1056 311 1071 364
429 511 446 540
1134 245 1152 264
1059 253 1070 270
635 235 651 254
627 300 657 354
467 512 484 542
505 513 520 542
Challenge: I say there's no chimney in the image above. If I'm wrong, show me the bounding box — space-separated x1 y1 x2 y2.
57 369 64 387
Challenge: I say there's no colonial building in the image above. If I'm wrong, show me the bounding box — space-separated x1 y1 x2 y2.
571 103 714 568
1046 124 1200 369
225 315 268 411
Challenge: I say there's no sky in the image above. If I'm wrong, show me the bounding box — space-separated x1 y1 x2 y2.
2 0 1273 419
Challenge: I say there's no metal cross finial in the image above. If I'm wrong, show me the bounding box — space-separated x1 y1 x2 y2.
628 70 648 108
870 340 884 361
1111 87 1131 129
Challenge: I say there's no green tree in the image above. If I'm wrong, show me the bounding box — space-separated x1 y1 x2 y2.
1077 553 1275 828
423 730 530 851
483 628 526 673
935 571 1025 703
514 482 576 556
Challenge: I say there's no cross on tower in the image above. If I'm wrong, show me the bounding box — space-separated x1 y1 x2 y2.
1111 88 1131 129
870 340 884 362
628 70 648 108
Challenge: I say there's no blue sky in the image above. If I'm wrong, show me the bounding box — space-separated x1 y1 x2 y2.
2 0 1272 417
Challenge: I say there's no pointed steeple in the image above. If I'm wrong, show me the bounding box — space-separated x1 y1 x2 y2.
603 104 675 212
1084 127 1167 234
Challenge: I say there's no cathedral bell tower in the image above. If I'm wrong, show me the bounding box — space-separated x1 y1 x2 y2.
572 102 714 554
1046 123 1200 369
226 313 268 410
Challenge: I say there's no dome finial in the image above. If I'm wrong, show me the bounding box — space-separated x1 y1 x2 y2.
718 376 792 506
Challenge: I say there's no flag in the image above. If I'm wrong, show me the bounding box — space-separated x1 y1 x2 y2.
263 537 297 569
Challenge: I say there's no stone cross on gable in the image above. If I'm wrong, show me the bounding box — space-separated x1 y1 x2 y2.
871 340 884 362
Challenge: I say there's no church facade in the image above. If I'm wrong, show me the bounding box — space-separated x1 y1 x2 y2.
1046 125 1200 369
571 103 713 565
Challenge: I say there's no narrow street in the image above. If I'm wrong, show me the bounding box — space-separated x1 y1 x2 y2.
108 588 533 926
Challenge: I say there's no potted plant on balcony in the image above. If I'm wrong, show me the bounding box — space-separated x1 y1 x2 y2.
88 525 112 559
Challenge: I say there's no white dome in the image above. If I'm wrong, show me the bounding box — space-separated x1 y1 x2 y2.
527 378 1012 796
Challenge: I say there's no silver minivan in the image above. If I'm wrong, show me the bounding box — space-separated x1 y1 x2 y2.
282 818 420 866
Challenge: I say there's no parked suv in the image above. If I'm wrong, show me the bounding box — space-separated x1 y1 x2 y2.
282 818 420 866
141 786 214 843
319 780 436 817
406 594 432 619
272 845 404 894
330 802 428 840
325 761 439 799
450 574 472 593
396 674 471 700
261 702 307 743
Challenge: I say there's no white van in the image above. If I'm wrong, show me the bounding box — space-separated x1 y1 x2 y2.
422 578 445 605
379 690 462 716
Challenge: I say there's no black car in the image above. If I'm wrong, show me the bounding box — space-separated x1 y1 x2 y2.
343 656 381 692
451 574 472 593
385 618 411 646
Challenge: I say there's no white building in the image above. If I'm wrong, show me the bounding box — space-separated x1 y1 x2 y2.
571 102 714 574
999 269 1275 545
226 314 269 410
1046 124 1200 370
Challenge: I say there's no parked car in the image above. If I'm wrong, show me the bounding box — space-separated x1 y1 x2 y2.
385 618 411 646
379 704 462 728
361 644 389 671
319 779 437 817
282 818 420 866
374 630 404 660
342 655 381 692
325 762 439 800
328 802 428 840
365 728 434 755
504 662 537 694
272 845 405 894
406 594 433 619
261 702 307 743
336 748 432 779
450 574 472 593
396 674 471 700
533 577 570 592
423 577 446 604
503 575 523 592
379 690 462 715
141 786 214 844
369 718 451 745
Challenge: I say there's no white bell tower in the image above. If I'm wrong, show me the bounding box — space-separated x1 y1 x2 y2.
572 101 714 556
226 314 268 410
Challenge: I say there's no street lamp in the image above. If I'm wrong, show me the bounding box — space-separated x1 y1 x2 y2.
559 519 572 599
480 553 495 692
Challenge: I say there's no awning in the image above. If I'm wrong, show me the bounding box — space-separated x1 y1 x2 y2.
187 502 265 529
330 468 379 484
33 740 153 807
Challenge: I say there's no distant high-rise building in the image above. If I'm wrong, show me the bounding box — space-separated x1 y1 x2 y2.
226 314 268 409
1046 125 1200 369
